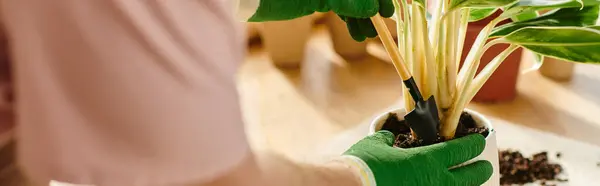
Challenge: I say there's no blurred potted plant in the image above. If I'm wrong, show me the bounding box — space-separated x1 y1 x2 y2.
539 55 577 81
259 13 325 68
325 13 398 59
260 15 314 68
325 12 370 59
367 0 600 184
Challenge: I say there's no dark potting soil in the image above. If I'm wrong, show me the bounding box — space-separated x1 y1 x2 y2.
499 150 566 186
379 111 489 148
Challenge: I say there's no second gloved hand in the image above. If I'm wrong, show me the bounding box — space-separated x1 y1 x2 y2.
337 131 493 186
247 0 394 41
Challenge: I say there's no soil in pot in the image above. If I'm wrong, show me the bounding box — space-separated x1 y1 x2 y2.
380 111 489 148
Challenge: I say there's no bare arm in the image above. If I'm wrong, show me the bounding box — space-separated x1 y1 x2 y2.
1 1 365 185
201 152 362 186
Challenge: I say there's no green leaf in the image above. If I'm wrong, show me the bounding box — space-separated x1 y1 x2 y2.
515 0 584 9
449 0 517 12
491 6 600 37
469 8 499 22
576 0 586 8
503 26 600 63
511 10 539 21
587 25 600 30
501 0 600 19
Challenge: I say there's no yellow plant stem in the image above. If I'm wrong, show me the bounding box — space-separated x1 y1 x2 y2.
448 9 462 82
441 37 503 139
416 6 438 106
411 4 427 98
457 22 496 89
436 23 449 110
402 0 412 70
430 0 447 49
440 11 459 111
392 0 414 112
465 44 518 103
451 8 470 97
435 7 462 116
445 12 457 75
392 0 405 58
400 0 414 112
436 9 463 122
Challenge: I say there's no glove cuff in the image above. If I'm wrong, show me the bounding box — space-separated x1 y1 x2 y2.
331 155 377 186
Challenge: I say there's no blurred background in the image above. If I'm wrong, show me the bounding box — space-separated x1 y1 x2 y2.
239 12 600 156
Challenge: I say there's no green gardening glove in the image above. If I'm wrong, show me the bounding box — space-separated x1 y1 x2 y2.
247 0 395 41
338 130 493 186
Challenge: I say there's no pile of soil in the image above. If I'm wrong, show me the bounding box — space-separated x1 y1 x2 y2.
380 112 489 148
499 150 566 185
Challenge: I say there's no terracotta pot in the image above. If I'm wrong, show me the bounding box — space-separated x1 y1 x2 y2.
324 12 368 59
369 108 500 186
539 57 575 81
460 11 523 102
260 16 313 68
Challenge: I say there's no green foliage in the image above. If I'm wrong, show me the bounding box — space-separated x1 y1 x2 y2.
503 26 600 63
384 0 600 139
511 10 539 21
469 8 498 22
500 0 600 19
449 0 517 11
491 6 600 37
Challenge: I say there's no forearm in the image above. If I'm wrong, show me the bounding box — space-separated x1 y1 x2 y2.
201 151 362 186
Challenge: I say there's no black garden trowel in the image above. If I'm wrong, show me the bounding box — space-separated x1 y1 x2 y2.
370 14 440 144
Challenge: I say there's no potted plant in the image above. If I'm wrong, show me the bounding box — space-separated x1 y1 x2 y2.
260 15 314 68
259 13 325 68
367 0 600 185
325 13 398 59
539 55 577 81
325 12 370 59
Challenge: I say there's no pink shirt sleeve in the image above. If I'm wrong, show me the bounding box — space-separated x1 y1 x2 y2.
1 0 251 185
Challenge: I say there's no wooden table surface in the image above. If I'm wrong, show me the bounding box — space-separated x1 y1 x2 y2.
239 24 600 165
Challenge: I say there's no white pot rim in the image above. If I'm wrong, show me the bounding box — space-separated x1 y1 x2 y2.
368 108 495 140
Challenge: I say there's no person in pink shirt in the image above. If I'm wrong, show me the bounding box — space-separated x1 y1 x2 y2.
0 0 492 185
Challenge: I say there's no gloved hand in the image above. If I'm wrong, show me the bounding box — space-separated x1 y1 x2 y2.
247 0 395 41
338 130 493 186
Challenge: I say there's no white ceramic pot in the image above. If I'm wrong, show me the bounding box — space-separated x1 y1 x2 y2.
369 108 500 186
